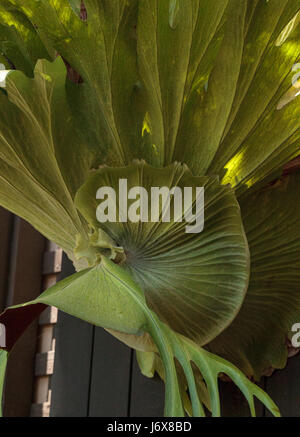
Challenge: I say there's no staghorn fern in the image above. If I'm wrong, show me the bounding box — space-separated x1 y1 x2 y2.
0 0 300 417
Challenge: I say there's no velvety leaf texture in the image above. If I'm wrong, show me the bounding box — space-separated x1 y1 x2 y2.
0 58 88 252
0 0 53 73
208 172 300 379
74 161 250 345
0 0 300 417
2 0 300 191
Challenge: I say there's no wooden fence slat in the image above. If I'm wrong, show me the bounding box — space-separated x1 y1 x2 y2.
50 254 94 417
129 353 165 417
49 312 95 417
42 249 62 275
35 351 55 376
0 208 13 312
88 327 132 417
3 217 45 417
265 353 300 417
31 242 61 416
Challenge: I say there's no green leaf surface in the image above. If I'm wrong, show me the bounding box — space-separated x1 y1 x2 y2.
35 264 147 336
0 350 8 417
68 0 82 17
0 256 279 417
0 57 90 252
75 161 250 345
5 0 146 166
3 0 300 194
208 172 300 379
137 0 231 167
0 0 53 74
0 0 298 417
1 257 183 416
173 0 246 173
136 350 157 378
209 0 300 193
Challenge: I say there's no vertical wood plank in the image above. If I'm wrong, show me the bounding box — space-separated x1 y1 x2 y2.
88 328 132 417
50 254 94 417
31 241 60 416
129 353 165 417
0 208 13 312
3 217 45 417
49 311 94 417
265 353 300 417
